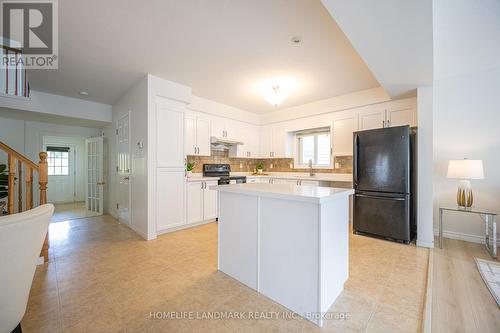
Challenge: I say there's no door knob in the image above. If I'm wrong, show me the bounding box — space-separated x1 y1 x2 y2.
97 181 106 185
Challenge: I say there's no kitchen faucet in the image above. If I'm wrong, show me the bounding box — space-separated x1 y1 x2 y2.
308 159 315 176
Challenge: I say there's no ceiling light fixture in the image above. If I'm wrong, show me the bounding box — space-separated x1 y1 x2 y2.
291 36 302 45
79 91 89 96
264 85 288 107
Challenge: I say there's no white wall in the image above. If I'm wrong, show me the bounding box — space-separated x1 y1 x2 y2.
417 87 434 248
432 0 500 242
0 90 112 123
107 76 149 238
189 95 260 125
260 87 389 125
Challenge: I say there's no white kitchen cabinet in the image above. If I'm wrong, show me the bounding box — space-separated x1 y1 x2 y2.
203 180 218 220
156 169 186 231
260 126 289 158
272 127 287 158
156 102 185 168
358 108 386 130
186 180 218 225
210 116 243 142
211 116 226 138
358 104 416 131
186 181 203 224
233 124 260 158
185 111 211 156
332 115 359 156
260 126 273 158
387 106 416 127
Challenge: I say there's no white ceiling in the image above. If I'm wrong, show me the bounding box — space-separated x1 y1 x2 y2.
27 0 379 114
321 0 433 98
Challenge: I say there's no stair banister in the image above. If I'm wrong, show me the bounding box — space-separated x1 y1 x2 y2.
0 142 50 262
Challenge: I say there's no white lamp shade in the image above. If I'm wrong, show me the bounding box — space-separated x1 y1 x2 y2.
447 159 484 179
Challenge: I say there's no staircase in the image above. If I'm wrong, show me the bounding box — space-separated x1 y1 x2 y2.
0 142 49 262
1 43 30 98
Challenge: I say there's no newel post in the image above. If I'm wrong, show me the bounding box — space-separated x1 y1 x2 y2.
38 152 49 262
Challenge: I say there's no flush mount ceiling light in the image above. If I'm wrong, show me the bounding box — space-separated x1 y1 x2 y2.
264 85 288 107
291 36 302 45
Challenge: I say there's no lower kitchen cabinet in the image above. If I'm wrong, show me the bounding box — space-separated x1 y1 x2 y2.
186 181 203 223
186 180 218 224
203 180 218 220
156 169 186 231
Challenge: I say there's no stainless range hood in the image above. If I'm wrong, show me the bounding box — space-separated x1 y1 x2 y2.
210 136 244 148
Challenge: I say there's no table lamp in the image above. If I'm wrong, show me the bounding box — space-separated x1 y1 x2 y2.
447 159 484 208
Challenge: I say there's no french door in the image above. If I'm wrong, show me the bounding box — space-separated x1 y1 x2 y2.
85 137 104 216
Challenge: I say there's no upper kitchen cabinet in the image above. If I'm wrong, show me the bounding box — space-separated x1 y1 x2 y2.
260 126 290 158
185 111 211 156
358 101 417 130
332 114 359 156
156 101 185 168
358 108 386 130
232 124 260 158
211 116 243 142
386 104 417 127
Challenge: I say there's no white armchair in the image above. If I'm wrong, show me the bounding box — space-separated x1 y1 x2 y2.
0 204 54 333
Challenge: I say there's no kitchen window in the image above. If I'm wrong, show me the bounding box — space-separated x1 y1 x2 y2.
47 146 70 176
296 128 332 168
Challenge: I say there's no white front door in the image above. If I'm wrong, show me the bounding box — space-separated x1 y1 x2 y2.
117 114 130 225
46 145 76 203
85 136 104 216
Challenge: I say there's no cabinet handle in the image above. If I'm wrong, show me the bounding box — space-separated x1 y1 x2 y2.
382 120 385 127
387 119 391 127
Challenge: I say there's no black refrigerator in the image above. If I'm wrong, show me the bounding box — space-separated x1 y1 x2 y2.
353 125 417 243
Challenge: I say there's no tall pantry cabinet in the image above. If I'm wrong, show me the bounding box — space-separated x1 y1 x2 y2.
155 98 187 232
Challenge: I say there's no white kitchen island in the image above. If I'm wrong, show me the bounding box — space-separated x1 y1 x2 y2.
211 183 354 326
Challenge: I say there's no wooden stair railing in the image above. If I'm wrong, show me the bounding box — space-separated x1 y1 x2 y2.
0 142 49 262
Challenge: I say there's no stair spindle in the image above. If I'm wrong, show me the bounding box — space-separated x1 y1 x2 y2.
7 155 15 214
17 160 22 212
26 167 33 210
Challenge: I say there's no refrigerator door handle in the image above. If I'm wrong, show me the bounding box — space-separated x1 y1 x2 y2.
355 194 406 201
353 134 359 187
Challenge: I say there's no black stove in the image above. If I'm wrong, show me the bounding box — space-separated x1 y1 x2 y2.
203 164 246 185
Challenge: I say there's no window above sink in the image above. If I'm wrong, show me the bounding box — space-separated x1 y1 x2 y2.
295 127 332 169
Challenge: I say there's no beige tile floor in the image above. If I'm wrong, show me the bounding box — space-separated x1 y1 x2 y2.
51 202 87 223
23 215 429 333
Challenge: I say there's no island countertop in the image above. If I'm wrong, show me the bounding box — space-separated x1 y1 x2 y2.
210 183 353 204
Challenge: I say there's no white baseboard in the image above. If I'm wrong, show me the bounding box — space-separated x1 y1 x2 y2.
121 222 149 240
417 239 435 248
157 219 216 236
433 228 499 245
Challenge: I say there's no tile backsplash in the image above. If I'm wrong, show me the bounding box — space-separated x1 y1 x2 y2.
187 149 352 174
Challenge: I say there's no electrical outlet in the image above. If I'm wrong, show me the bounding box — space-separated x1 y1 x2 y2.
270 164 273 169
